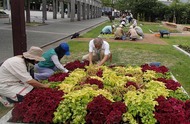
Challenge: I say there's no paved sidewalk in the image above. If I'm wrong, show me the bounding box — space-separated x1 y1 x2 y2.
0 10 108 63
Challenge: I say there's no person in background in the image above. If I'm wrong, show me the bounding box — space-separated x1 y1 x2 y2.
0 46 48 107
130 18 137 27
134 26 144 39
100 25 115 34
34 42 70 80
82 37 112 66
127 26 138 41
129 12 133 23
114 25 126 40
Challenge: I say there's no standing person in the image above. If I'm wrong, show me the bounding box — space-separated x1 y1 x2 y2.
82 37 112 66
65 8 68 14
34 42 70 80
0 46 48 107
114 25 126 40
100 25 115 34
127 26 138 41
129 12 133 23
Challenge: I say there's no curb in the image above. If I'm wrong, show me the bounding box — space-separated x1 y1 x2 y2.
173 45 190 57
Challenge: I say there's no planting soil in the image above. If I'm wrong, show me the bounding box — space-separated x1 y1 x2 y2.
74 34 168 45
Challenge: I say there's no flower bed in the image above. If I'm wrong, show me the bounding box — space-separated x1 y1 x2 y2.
10 60 190 124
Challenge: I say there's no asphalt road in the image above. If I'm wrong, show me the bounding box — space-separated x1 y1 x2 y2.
0 10 108 63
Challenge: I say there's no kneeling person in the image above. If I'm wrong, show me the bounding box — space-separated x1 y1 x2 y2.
114 25 126 40
82 38 112 66
134 26 144 38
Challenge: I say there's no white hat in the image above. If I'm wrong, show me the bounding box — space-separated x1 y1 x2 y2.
112 25 116 28
121 21 126 25
23 46 45 61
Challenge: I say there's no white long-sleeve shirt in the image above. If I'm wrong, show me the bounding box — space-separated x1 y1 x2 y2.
51 55 68 72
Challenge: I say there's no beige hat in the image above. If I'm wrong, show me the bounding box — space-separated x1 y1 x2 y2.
23 46 45 61
119 24 123 28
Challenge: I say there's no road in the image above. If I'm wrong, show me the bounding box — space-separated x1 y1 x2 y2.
0 10 108 63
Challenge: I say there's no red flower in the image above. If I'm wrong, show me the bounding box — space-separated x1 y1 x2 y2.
48 72 69 82
125 81 139 89
85 95 126 124
82 78 104 89
154 96 186 124
141 64 169 74
64 60 89 71
11 88 64 123
157 78 181 91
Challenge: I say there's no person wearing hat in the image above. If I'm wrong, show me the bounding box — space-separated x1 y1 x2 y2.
0 46 48 107
114 25 126 40
100 25 115 34
34 42 70 80
82 37 112 66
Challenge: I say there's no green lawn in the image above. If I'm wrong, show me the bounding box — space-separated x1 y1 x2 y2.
138 21 180 33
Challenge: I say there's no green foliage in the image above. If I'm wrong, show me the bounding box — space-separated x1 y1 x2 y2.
169 88 190 101
101 0 113 7
113 0 190 24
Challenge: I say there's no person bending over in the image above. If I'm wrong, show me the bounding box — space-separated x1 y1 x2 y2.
100 25 115 34
127 26 138 41
0 46 49 107
114 25 126 40
82 37 112 66
34 42 70 80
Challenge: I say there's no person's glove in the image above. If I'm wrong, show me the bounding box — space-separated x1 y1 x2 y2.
64 68 69 73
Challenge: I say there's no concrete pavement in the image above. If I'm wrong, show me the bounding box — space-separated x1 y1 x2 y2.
0 10 108 63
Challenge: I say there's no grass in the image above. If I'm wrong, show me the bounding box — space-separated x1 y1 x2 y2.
138 21 180 33
81 21 114 38
0 103 12 118
81 20 180 38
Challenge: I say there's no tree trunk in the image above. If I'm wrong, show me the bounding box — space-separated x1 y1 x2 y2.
26 0 30 23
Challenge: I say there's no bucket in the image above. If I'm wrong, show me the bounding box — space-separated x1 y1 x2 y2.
155 33 160 37
149 62 161 67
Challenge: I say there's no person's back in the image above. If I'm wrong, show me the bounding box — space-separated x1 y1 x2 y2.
38 48 56 68
115 25 125 39
101 25 112 34
128 28 138 40
134 26 144 38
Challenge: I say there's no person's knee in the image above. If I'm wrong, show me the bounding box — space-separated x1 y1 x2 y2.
34 71 54 80
82 54 89 61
